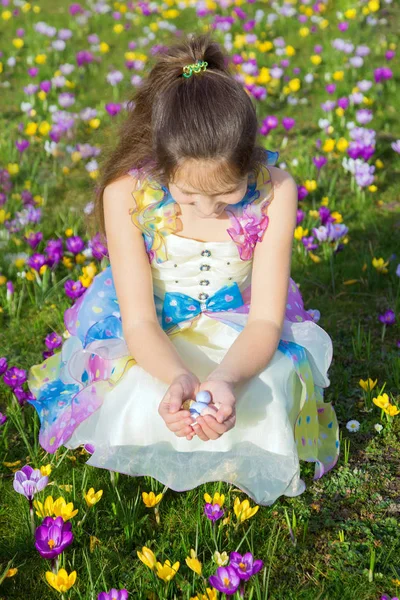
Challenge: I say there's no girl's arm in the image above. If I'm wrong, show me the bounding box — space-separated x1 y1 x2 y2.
103 175 192 385
207 167 298 387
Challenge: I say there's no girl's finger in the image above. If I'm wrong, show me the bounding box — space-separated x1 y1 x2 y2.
174 425 196 438
168 419 195 433
163 410 193 425
190 423 210 442
195 417 221 440
197 414 227 435
215 403 234 424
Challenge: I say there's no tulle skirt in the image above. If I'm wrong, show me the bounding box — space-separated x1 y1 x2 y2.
27 267 340 506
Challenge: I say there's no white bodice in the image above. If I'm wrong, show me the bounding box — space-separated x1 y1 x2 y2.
150 232 253 302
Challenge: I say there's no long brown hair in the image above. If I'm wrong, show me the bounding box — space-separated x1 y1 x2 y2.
92 31 269 243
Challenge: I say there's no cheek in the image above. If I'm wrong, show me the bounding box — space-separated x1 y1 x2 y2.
169 186 191 204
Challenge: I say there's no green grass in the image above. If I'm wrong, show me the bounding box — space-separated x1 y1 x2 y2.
1 0 400 599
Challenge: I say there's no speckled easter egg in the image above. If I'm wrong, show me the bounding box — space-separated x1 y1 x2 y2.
189 401 209 416
196 390 212 404
182 399 194 410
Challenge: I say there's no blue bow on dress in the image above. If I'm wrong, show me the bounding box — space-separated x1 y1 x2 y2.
162 282 244 331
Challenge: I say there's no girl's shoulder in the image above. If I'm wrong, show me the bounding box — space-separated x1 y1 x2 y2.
126 149 280 264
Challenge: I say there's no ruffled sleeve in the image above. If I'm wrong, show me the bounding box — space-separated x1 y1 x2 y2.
127 175 182 265
224 149 279 261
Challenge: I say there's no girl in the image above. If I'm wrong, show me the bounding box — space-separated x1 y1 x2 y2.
27 32 339 506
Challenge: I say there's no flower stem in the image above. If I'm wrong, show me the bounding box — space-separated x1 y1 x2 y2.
29 498 35 538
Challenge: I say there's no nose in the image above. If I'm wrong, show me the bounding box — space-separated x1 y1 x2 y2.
197 201 219 216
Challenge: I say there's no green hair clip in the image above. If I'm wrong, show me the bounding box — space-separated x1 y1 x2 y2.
182 59 208 78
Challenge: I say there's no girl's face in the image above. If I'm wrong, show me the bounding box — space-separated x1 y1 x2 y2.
168 163 249 219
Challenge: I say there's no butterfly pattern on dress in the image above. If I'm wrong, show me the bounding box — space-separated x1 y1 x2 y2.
128 149 279 264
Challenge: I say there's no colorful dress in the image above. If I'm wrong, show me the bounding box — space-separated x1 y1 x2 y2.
27 149 340 506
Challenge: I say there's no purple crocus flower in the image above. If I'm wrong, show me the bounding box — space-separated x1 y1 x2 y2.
379 310 395 325
13 386 28 407
35 516 73 559
89 233 108 260
26 253 47 272
313 156 327 170
13 465 49 500
45 332 63 350
105 103 122 117
282 117 295 131
209 565 240 595
66 235 85 254
381 596 399 600
97 589 129 600
0 357 8 376
0 411 7 425
15 139 30 153
3 366 27 389
204 502 225 522
65 279 86 300
24 231 43 249
302 236 318 251
229 551 263 581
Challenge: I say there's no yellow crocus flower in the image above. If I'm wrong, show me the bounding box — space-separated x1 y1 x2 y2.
75 253 86 265
359 378 377 392
45 569 76 593
53 497 79 521
204 491 225 507
79 274 94 288
333 71 344 81
304 180 317 192
38 121 51 135
38 448 52 468
372 393 390 410
213 550 229 566
336 137 349 152
294 226 308 241
0 209 11 224
5 568 18 578
384 404 400 416
35 54 47 65
372 257 389 273
309 252 321 264
142 491 163 507
310 55 322 65
185 548 202 575
330 211 343 223
62 256 73 269
233 497 259 522
7 163 19 175
322 139 335 153
84 487 103 507
190 589 218 600
83 263 98 279
89 118 100 129
155 558 180 582
137 546 157 570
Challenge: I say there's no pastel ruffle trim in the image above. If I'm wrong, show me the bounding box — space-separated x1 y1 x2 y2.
127 149 279 264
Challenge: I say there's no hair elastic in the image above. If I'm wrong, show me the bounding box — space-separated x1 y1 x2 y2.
182 59 208 78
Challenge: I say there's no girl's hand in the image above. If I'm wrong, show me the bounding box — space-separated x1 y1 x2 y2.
158 372 200 440
190 379 237 442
